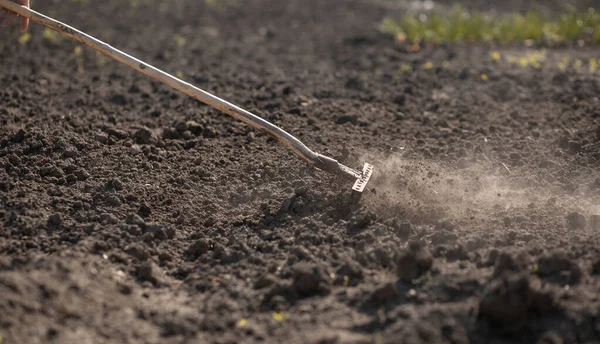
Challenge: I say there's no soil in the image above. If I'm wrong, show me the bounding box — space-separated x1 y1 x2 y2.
2 0 600 343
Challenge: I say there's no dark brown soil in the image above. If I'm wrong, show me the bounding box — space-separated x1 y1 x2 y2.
2 0 600 343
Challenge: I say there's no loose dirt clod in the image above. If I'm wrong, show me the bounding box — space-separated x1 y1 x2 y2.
590 215 600 230
47 213 62 226
389 218 412 240
126 243 150 261
371 282 399 303
137 261 168 286
291 263 330 296
334 262 363 286
187 239 211 259
94 133 109 143
106 128 129 140
396 242 433 281
479 274 554 329
133 127 154 144
592 259 600 275
536 251 583 285
126 214 145 227
566 212 587 230
99 213 119 225
492 251 525 277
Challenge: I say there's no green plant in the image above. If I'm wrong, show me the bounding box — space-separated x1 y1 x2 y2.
74 46 84 74
18 32 31 44
380 5 600 46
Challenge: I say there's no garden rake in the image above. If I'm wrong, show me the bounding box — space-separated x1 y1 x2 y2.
0 0 374 192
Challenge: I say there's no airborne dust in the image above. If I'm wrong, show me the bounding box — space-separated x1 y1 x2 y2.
359 151 600 236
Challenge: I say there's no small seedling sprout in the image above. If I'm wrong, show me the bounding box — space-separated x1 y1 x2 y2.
490 51 501 62
18 32 31 44
43 27 60 42
74 46 84 74
590 58 598 73
173 34 186 47
272 312 289 322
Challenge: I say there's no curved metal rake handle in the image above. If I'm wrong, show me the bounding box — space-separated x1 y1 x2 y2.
0 0 373 191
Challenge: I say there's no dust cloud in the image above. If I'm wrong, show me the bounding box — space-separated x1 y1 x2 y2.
358 152 600 228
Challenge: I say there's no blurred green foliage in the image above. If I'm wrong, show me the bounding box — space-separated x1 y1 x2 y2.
380 5 600 46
